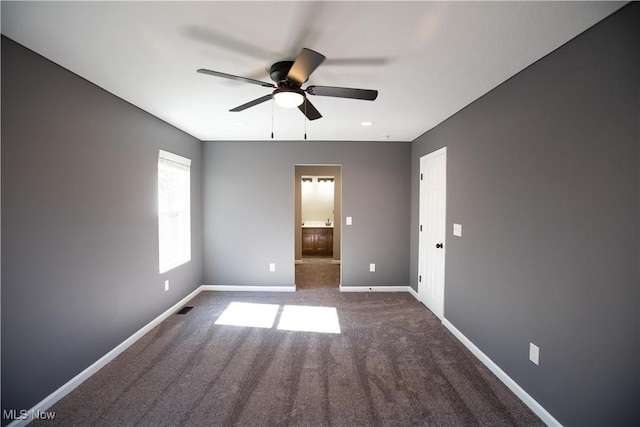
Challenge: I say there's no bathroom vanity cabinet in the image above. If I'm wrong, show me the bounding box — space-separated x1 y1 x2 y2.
302 227 333 256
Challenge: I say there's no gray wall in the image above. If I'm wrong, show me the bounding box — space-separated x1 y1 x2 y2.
202 140 410 288
1 37 203 416
410 4 639 426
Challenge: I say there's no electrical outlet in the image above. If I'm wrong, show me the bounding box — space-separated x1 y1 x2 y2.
529 343 539 365
164 280 169 292
369 263 376 272
346 216 352 225
269 263 276 272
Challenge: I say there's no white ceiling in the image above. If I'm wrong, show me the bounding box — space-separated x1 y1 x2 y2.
1 1 625 142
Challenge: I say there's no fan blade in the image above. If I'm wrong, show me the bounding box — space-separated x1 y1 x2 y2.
298 98 322 120
187 26 278 62
230 94 273 112
197 69 275 88
306 85 378 101
286 2 325 58
287 48 326 84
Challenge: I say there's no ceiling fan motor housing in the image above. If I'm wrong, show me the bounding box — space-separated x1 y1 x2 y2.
270 60 297 86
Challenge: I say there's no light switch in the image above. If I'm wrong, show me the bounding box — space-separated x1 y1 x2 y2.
346 216 352 225
453 223 462 237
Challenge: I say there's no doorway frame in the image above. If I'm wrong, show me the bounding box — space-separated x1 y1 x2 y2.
294 164 342 285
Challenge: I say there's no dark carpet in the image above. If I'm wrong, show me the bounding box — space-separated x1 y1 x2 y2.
296 258 340 290
35 289 543 427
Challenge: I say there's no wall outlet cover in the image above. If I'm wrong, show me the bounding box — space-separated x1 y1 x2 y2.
453 223 462 237
346 216 352 225
369 263 376 272
164 280 169 292
529 343 540 365
269 263 276 272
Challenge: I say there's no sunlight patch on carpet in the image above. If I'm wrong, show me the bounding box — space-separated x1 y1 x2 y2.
277 305 341 334
215 302 341 334
215 302 279 328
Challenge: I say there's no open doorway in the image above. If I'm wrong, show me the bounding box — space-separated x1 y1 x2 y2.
294 165 341 290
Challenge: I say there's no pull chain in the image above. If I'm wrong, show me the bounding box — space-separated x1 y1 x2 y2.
270 98 309 140
304 99 307 140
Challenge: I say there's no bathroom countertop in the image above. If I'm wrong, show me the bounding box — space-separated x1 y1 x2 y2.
301 221 334 228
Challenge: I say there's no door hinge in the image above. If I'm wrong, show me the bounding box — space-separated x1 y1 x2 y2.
420 173 423 180
419 275 422 282
420 225 422 232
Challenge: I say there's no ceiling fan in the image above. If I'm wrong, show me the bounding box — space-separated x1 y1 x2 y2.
197 48 378 121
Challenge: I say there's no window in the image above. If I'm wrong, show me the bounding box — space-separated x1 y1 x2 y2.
158 150 191 273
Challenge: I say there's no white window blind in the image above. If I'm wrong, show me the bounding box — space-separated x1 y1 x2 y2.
158 150 191 273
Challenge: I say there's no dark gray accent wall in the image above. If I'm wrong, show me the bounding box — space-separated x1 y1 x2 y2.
1 37 203 417
202 140 410 288
410 4 639 426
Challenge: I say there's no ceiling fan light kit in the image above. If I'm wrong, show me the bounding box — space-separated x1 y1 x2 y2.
198 47 379 123
273 88 305 109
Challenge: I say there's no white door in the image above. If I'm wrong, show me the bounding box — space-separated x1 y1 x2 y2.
418 147 447 320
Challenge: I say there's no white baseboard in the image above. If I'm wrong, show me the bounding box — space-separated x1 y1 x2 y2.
201 285 296 292
339 285 412 292
408 286 419 300
442 319 561 427
7 286 203 427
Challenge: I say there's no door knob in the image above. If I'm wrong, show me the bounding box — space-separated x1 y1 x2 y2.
435 243 443 249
